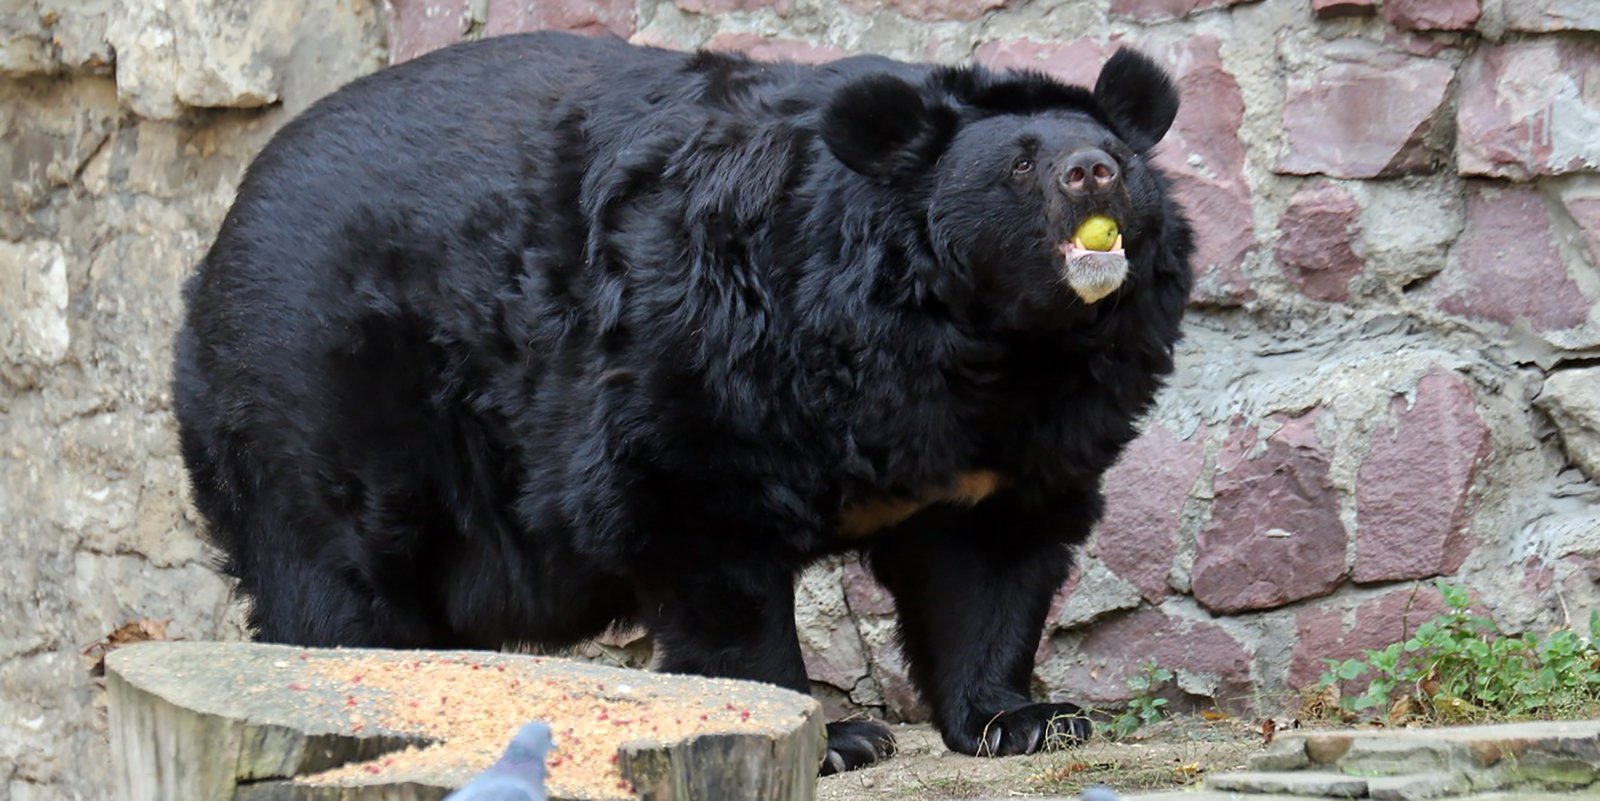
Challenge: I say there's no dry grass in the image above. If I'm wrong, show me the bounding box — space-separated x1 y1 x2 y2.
817 715 1263 801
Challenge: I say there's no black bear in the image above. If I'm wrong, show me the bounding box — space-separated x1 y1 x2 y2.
173 31 1193 774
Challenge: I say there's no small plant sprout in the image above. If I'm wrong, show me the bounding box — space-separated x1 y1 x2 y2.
1110 661 1174 738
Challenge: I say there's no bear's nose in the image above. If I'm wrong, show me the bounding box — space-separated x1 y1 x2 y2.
1059 148 1120 197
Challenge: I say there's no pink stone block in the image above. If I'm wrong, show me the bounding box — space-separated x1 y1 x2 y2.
705 33 845 64
1111 0 1259 22
841 559 895 616
485 0 636 38
1429 183 1592 332
1383 0 1481 31
1276 180 1364 302
1096 423 1207 602
1059 607 1253 708
1457 40 1600 179
1192 412 1348 614
1353 369 1489 583
1277 39 1455 178
973 38 1108 87
387 0 470 64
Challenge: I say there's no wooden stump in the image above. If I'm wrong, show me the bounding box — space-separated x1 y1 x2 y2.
106 642 823 801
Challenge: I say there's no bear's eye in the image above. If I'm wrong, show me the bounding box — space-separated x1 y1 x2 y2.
1010 156 1034 177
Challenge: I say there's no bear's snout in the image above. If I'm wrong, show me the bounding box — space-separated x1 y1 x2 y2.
1057 147 1120 198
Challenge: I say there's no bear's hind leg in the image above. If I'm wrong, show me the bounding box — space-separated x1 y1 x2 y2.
866 495 1093 756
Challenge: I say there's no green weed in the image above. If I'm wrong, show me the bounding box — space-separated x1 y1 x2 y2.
1109 661 1174 738
1318 581 1600 724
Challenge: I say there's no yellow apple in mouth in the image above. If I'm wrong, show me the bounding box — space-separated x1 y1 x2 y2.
1058 216 1128 304
1075 215 1120 252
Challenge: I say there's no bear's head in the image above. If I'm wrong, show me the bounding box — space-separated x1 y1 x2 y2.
820 49 1183 331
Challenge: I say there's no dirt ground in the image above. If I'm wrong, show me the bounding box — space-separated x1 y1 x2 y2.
817 717 1266 800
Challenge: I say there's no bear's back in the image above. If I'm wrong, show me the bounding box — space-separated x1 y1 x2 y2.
206 33 678 284
186 33 913 328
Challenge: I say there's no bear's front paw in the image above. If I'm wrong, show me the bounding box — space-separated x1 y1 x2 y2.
820 719 896 775
957 702 1092 757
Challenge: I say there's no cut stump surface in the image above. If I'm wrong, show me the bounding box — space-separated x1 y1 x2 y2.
106 641 823 801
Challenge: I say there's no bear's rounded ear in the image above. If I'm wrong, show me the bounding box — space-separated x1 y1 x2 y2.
1093 48 1180 154
822 74 958 182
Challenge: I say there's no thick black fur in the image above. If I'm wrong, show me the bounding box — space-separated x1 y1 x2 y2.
173 33 1193 772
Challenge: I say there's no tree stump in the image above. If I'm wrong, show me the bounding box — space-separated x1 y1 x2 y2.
106 642 823 801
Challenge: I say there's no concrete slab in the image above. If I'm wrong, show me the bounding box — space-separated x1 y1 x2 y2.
1366 772 1471 801
1208 771 1369 797
1338 739 1460 776
1185 720 1600 801
976 779 1600 801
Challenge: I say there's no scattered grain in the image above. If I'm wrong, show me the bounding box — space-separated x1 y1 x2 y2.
297 653 799 800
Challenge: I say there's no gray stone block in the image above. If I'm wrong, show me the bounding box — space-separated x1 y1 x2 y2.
1365 772 1469 801
1207 771 1369 798
1338 739 1460 777
1250 737 1313 771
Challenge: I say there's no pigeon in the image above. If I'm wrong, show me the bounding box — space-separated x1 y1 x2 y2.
1080 784 1124 801
443 722 554 801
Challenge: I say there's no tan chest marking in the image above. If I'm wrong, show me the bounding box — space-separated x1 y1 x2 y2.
837 470 1004 538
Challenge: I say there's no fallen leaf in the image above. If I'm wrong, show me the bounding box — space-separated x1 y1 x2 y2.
1299 684 1340 721
1261 718 1277 745
115 618 170 644
82 618 173 676
1387 695 1418 726
1419 671 1441 699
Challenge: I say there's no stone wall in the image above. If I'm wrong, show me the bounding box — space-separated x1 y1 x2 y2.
2 0 1598 798
0 4 386 799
